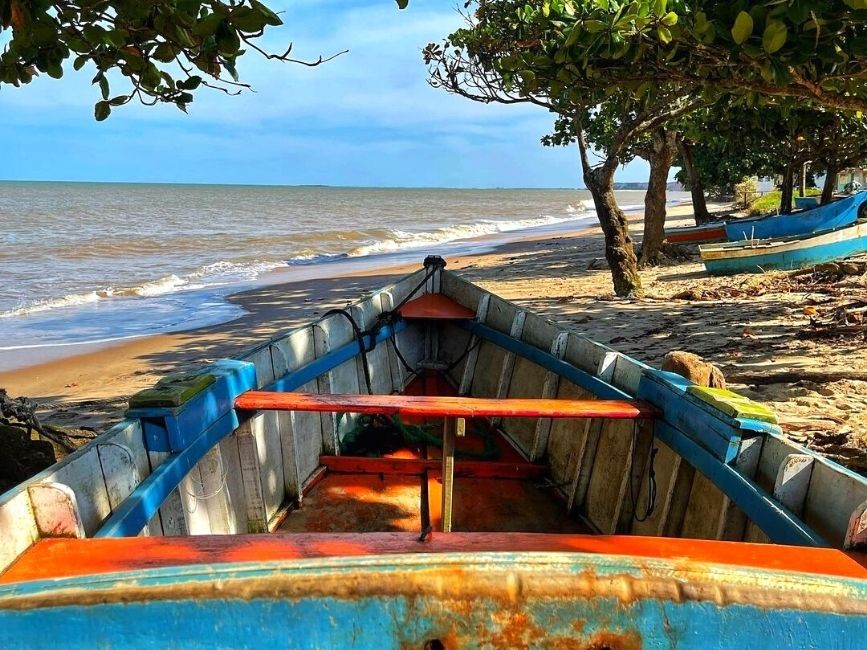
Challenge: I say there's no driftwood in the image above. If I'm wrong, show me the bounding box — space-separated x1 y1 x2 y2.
726 370 867 385
797 324 867 340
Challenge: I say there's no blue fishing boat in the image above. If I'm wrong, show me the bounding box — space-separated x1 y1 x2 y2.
2 257 866 646
724 191 867 241
701 221 867 275
665 191 867 245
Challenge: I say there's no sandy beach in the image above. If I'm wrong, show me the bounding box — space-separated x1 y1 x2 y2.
3 203 866 472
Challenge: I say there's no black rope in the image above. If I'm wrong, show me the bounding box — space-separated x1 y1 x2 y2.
629 423 658 523
321 308 375 394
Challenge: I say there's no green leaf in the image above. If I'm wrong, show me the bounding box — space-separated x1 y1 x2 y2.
94 100 111 121
762 20 787 55
731 11 753 45
656 26 671 44
661 11 677 27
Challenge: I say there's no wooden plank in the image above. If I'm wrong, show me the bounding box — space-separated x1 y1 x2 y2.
801 447 867 547
531 332 569 462
458 294 490 395
567 352 619 514
243 345 286 521
845 501 867 550
773 454 815 518
0 490 38 573
582 419 637 533
217 435 247 534
272 327 319 498
615 419 655 533
380 291 407 391
7 532 867 586
26 483 85 539
546 380 594 489
441 417 456 533
234 418 269 533
236 391 658 419
400 294 476 320
147 450 186 536
717 436 764 541
319 456 546 480
351 300 393 396
96 442 154 536
178 446 232 535
680 471 728 540
491 310 526 426
629 441 689 537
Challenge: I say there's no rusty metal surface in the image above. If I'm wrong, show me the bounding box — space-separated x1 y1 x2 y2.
1 552 866 648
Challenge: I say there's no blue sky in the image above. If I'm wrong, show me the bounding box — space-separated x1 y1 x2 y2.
0 0 653 188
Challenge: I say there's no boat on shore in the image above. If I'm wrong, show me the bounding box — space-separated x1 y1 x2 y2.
665 191 867 245
700 221 867 275
2 256 866 645
724 190 867 241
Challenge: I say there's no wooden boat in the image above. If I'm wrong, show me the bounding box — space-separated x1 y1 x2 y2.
701 221 867 275
665 191 867 245
724 190 867 242
2 256 867 646
663 221 727 244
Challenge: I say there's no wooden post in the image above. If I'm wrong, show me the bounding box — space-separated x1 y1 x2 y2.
441 417 459 533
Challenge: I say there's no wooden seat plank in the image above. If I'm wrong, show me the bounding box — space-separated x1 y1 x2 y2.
399 294 476 320
320 456 546 480
235 392 659 419
3 533 866 585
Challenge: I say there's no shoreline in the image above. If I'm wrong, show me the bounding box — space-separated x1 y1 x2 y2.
3 201 866 474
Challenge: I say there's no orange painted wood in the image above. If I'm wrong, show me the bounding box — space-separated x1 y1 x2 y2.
320 455 546 480
399 294 476 320
665 226 726 243
3 533 866 585
235 391 659 419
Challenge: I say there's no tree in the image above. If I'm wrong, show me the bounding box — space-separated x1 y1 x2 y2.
427 1 700 296
0 1 408 119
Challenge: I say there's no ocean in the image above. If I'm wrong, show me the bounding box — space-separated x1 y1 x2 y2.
0 182 686 366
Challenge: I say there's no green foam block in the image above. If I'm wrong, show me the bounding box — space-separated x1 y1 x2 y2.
130 373 216 408
687 385 778 424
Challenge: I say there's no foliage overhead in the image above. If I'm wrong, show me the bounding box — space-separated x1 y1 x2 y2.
427 0 867 117
0 0 409 120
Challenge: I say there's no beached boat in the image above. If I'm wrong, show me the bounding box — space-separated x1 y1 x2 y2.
663 221 727 244
664 191 867 245
724 190 867 242
701 221 867 275
2 256 867 646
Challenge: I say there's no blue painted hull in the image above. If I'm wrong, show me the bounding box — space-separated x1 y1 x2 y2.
702 223 867 275
1 554 866 648
724 191 867 241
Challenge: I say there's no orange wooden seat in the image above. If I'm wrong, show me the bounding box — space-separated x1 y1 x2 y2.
399 294 476 320
3 533 866 585
234 391 659 419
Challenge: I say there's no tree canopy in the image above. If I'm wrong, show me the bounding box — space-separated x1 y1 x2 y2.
0 0 408 120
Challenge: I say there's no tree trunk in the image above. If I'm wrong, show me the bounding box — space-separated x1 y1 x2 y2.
822 167 837 204
780 161 795 214
799 161 807 197
675 135 712 225
577 128 642 297
640 129 678 266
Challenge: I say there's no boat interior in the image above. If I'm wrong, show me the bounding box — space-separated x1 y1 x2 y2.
2 258 867 589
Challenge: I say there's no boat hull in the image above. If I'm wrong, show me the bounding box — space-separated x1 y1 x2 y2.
2 551 866 648
724 191 867 242
664 223 727 244
701 222 867 275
